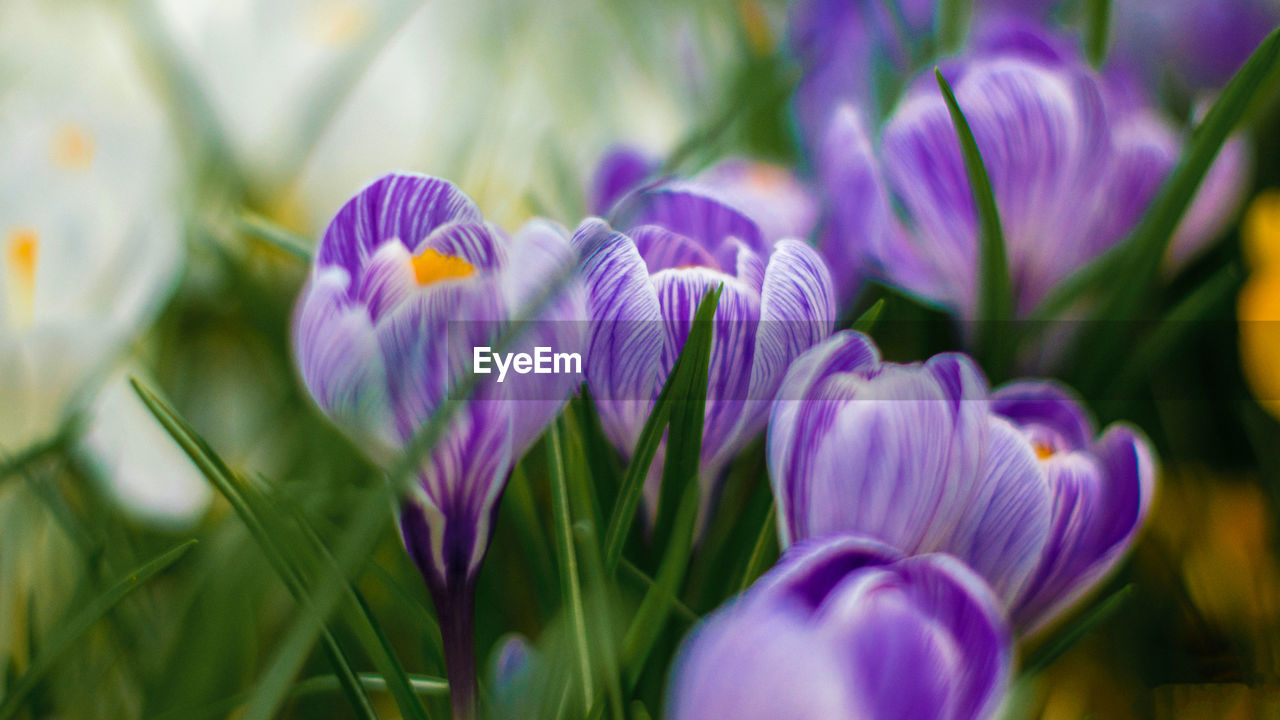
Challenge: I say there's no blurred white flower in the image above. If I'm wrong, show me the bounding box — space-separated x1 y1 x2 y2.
78 370 213 529
152 0 738 229
0 0 183 454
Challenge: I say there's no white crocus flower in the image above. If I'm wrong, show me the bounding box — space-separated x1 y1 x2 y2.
152 0 736 230
0 1 183 466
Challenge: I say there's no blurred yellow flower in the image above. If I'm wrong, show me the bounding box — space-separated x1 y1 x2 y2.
1240 191 1280 419
1244 190 1280 268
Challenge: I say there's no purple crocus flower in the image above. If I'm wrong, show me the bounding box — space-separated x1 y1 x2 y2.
668 534 1011 720
589 146 818 244
813 20 1245 314
574 185 835 515
293 172 584 718
768 331 1156 632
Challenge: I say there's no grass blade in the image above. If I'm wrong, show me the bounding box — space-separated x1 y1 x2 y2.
1083 0 1112 67
280 496 436 720
547 418 595 714
620 477 701 690
237 212 313 262
1098 28 1280 324
131 380 381 720
1104 263 1240 409
1021 585 1134 676
651 285 721 555
619 559 699 626
736 504 778 594
0 540 197 720
850 298 887 334
602 286 723 575
936 68 1014 378
935 0 972 54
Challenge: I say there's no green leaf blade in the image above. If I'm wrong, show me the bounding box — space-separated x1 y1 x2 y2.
0 541 197 720
936 69 1014 377
602 285 723 575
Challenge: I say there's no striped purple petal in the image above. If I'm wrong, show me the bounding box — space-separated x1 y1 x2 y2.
695 159 819 244
571 219 664 455
316 173 483 280
626 185 769 268
769 331 989 552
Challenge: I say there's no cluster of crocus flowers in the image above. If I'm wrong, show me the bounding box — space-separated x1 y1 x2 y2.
574 183 835 511
667 331 1155 718
294 172 584 718
768 331 1156 632
812 19 1246 315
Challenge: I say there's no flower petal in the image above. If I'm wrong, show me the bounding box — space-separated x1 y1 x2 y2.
817 105 912 308
1012 424 1156 631
990 380 1095 450
590 145 658 216
629 224 720 273
572 219 664 456
294 267 395 456
419 220 508 272
768 331 881 545
316 173 483 279
626 185 769 267
948 416 1053 604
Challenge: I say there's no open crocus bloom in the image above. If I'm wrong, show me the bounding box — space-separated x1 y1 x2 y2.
667 534 1011 720
814 20 1246 315
573 186 834 515
769 331 1156 631
0 1 182 456
293 172 583 717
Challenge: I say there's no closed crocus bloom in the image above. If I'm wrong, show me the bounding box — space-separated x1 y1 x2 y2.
293 172 583 718
0 1 182 455
574 186 835 513
817 21 1244 319
770 331 1157 632
668 534 1011 720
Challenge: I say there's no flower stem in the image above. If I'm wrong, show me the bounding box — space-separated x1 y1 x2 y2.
432 577 478 720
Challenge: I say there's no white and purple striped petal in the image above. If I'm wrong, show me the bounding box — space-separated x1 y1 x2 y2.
769 332 989 552
315 173 483 281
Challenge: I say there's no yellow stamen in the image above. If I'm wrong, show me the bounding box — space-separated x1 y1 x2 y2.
308 1 368 46
1033 442 1055 460
5 227 38 326
50 124 94 170
411 248 474 286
